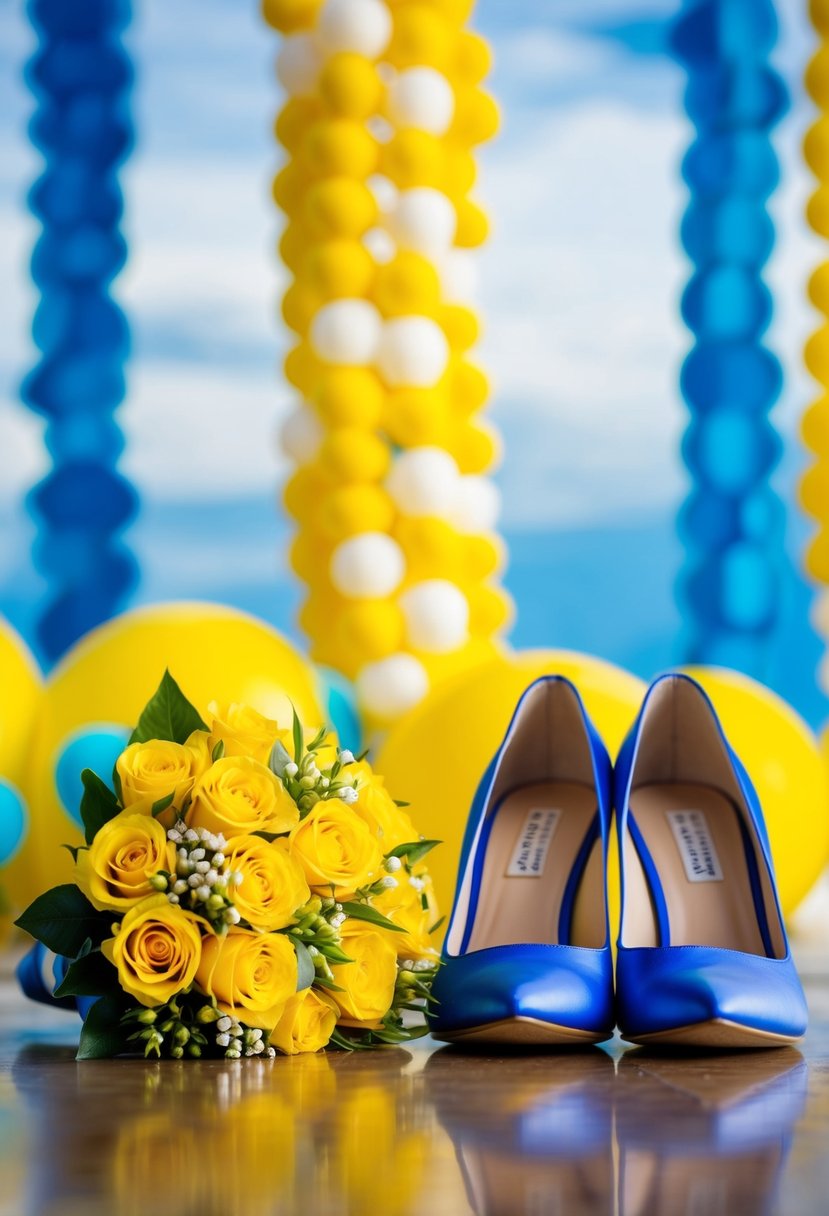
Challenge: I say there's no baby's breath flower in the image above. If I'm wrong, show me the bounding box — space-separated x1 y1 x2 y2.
339 749 355 765
338 786 358 805
384 855 402 873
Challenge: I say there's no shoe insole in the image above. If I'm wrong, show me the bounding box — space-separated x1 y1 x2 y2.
464 781 601 953
627 783 771 955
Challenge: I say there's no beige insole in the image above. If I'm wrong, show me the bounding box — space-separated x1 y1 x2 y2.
465 781 601 953
627 783 767 954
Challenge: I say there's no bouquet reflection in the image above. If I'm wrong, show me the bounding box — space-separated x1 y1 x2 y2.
13 1046 429 1216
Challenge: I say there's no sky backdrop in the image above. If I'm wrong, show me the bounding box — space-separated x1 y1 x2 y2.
0 0 826 723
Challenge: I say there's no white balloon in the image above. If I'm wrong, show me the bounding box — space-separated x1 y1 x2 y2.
330 532 406 599
280 406 323 463
387 68 455 136
367 173 398 214
450 475 502 531
363 226 395 264
386 446 460 516
275 35 320 96
399 580 469 653
441 250 479 303
310 299 382 365
356 653 430 719
318 0 392 58
387 188 456 257
376 316 450 388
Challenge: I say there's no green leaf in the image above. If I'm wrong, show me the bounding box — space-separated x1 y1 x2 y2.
252 830 283 843
268 738 293 779
307 725 327 751
80 770 120 845
340 901 404 933
61 843 84 863
151 792 175 818
129 670 208 745
428 916 446 935
211 739 225 761
393 800 411 808
15 885 106 957
315 942 353 965
76 995 131 1060
54 949 118 999
291 705 304 765
293 938 316 992
111 765 123 803
312 975 345 993
387 839 441 866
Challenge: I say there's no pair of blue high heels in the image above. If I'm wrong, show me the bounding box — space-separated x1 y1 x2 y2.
428 673 808 1049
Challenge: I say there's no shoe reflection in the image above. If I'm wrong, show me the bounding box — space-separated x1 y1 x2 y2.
617 1048 808 1216
12 1045 429 1216
425 1048 615 1216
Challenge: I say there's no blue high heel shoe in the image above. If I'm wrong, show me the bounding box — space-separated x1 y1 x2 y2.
428 675 615 1047
614 673 808 1049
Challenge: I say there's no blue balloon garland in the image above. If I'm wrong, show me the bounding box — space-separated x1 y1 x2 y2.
22 0 138 664
671 0 788 675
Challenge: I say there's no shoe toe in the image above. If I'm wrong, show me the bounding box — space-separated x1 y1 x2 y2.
429 943 613 1038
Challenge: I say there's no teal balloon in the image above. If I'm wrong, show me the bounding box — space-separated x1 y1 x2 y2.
322 669 362 754
0 779 28 865
54 724 129 827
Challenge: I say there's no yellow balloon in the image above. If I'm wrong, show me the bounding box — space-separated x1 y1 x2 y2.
376 650 645 918
681 666 829 915
314 367 385 429
0 620 43 925
23 604 325 903
381 386 448 447
261 0 321 34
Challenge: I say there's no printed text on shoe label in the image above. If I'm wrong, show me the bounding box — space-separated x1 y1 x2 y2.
506 808 561 877
666 809 724 883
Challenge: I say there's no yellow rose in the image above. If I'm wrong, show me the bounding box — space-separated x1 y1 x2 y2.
188 756 298 839
101 894 205 1007
270 987 338 1055
208 702 280 764
197 928 297 1029
331 921 397 1024
116 732 210 815
76 811 176 912
353 776 418 852
375 874 440 961
289 802 382 899
222 835 310 932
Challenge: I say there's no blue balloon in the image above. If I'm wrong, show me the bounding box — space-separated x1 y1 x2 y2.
54 724 130 827
0 779 28 865
671 0 787 677
23 0 138 666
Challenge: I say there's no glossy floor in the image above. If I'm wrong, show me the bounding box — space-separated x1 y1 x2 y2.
1 951 828 1216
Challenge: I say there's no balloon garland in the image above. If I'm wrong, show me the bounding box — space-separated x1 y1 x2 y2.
263 0 512 726
671 0 787 676
803 0 829 692
22 0 138 665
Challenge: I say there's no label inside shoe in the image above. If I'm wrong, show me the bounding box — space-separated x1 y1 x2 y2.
506 807 560 877
666 809 724 883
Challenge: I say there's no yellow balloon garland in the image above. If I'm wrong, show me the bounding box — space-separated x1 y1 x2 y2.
264 0 511 727
803 2 829 691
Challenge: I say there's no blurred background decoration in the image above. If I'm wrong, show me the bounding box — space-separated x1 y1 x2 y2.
2 0 829 916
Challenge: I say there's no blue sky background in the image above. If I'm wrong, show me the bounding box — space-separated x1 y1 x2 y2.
0 0 826 724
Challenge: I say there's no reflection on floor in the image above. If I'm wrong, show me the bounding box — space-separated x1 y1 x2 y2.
1 951 828 1216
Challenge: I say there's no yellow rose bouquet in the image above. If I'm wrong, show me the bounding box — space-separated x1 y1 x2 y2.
16 671 442 1059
